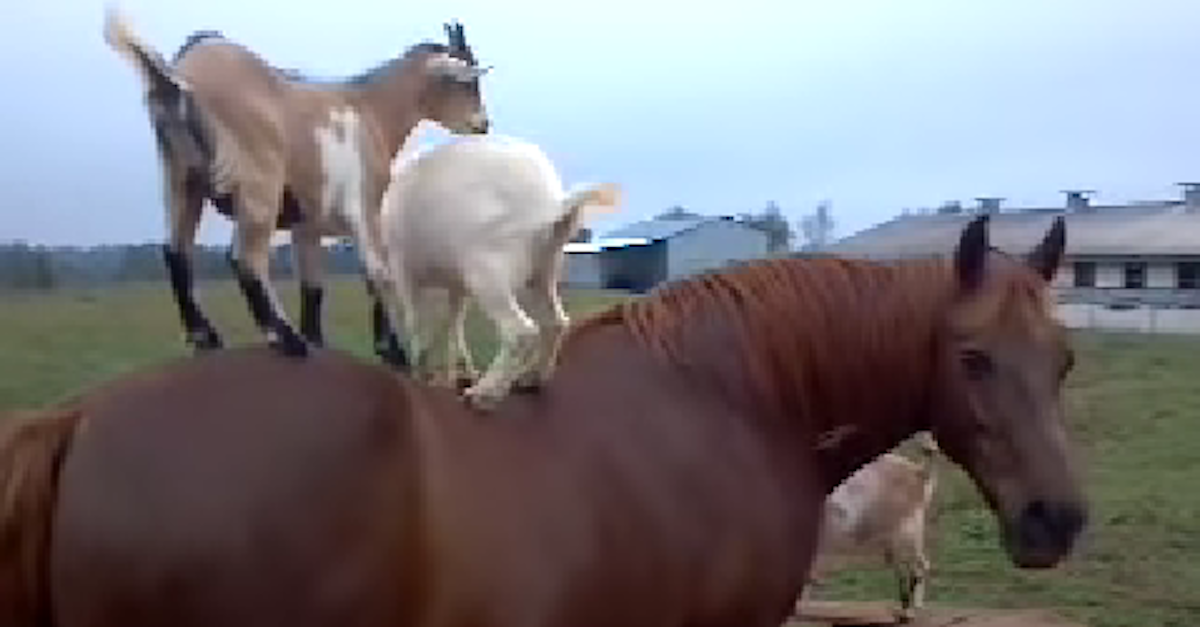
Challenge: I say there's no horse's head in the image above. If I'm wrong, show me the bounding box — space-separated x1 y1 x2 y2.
930 214 1086 570
415 21 491 134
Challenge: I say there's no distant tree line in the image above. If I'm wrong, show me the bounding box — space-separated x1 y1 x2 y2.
740 199 835 254
0 241 368 292
645 200 836 255
1 201 840 291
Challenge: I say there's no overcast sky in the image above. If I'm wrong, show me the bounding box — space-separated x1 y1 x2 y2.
4 0 1200 246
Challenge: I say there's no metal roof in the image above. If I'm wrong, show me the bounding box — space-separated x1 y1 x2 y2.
602 216 725 242
563 237 651 254
827 204 1200 259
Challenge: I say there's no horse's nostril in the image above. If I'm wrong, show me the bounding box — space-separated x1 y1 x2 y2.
1021 499 1086 541
1024 499 1049 522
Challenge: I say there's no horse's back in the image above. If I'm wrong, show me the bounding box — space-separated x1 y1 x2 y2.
48 347 425 627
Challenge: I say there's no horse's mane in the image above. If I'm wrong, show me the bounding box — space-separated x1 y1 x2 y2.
566 256 958 415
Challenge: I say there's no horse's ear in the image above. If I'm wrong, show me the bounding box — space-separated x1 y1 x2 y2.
1026 216 1066 283
955 214 990 292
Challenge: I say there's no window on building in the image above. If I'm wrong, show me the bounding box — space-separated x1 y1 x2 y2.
1073 262 1096 288
1123 262 1147 289
1178 262 1200 289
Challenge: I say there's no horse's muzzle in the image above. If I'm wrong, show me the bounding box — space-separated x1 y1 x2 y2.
1007 499 1087 569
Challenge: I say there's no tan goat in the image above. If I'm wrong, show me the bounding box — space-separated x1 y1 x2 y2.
103 5 490 366
803 431 940 623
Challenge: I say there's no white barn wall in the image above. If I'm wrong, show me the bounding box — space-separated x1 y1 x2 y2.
665 220 769 280
563 251 602 288
1148 263 1174 288
1078 260 1177 289
1053 264 1074 289
1095 263 1123 288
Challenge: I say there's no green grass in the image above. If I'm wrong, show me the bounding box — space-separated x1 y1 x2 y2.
0 278 628 410
815 332 1200 626
1 280 1198 625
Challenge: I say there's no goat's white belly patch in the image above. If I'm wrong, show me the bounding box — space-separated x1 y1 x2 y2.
314 107 366 228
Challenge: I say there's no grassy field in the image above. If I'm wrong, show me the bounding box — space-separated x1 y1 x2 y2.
1 278 1198 626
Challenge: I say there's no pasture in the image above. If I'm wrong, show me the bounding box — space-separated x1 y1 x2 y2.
0 278 1197 626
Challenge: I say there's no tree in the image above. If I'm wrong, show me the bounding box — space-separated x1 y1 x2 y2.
740 201 794 254
799 200 836 252
0 243 57 290
31 250 56 290
657 205 702 220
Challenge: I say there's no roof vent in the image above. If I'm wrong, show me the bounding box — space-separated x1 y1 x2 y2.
1177 183 1200 212
1062 190 1096 212
975 197 1004 214
936 200 963 215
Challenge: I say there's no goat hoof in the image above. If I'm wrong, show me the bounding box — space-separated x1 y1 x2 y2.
461 386 503 412
512 379 543 395
268 329 309 358
376 346 410 371
188 328 223 352
511 369 549 395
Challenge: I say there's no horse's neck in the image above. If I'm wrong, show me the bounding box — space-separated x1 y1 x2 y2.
801 265 950 493
679 262 949 494
811 419 925 496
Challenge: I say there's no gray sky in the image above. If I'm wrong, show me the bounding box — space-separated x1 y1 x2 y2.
4 0 1200 246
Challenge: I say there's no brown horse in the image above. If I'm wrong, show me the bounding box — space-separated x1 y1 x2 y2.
0 215 1086 627
103 6 491 367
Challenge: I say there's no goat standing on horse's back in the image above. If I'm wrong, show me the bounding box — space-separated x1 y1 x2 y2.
103 4 491 366
378 133 622 409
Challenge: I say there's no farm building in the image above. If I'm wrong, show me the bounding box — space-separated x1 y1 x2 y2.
563 214 770 292
827 185 1200 308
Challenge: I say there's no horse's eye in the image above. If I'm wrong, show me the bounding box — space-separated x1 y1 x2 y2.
960 349 994 380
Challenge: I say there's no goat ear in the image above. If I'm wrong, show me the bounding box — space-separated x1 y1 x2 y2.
955 214 990 292
1026 216 1066 283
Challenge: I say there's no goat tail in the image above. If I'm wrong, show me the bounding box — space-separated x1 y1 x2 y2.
103 4 182 96
0 406 84 626
553 182 624 244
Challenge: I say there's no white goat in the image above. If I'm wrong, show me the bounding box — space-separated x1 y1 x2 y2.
378 133 622 410
803 432 940 623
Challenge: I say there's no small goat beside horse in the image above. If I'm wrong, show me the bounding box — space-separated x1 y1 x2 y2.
0 215 1087 627
805 432 941 622
103 6 491 367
